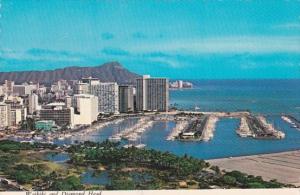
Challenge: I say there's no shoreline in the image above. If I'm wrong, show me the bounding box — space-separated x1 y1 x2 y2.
208 149 300 186
207 149 300 161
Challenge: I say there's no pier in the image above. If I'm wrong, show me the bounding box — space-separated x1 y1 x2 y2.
201 115 219 141
169 111 251 141
245 115 285 139
175 114 219 142
178 115 208 140
110 117 154 143
166 121 189 140
236 116 253 137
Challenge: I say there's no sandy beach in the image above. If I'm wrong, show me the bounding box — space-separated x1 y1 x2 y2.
208 150 300 186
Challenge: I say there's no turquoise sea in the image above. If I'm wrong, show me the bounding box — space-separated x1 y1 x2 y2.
170 79 300 117
54 79 300 160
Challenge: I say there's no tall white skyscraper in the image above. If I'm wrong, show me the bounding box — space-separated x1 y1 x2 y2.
72 94 98 125
65 96 72 108
136 75 169 112
0 86 4 96
0 103 10 129
28 93 40 114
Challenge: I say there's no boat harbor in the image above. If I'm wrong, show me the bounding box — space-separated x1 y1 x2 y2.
109 117 154 148
2 110 294 147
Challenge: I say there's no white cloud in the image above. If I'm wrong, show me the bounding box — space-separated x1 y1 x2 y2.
274 23 300 29
0 49 86 62
126 36 300 54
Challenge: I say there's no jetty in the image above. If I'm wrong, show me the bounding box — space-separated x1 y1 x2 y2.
246 115 285 139
177 115 208 140
175 114 219 142
201 115 219 141
169 111 252 142
236 116 253 138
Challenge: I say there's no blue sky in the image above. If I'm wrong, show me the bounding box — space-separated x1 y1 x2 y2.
1 0 300 79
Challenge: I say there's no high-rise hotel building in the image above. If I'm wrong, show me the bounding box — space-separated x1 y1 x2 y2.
119 85 134 113
0 103 10 130
77 78 119 114
136 75 169 112
94 82 119 114
72 94 98 125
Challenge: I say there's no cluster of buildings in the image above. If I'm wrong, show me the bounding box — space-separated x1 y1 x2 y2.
0 75 169 131
169 80 193 89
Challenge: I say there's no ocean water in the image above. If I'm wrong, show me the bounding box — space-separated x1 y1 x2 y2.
141 117 300 159
54 79 300 160
170 79 300 118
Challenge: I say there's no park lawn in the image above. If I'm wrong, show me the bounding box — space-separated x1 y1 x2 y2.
16 151 66 174
65 165 86 178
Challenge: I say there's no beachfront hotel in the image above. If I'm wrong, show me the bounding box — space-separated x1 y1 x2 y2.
136 75 169 112
76 78 119 114
28 93 40 115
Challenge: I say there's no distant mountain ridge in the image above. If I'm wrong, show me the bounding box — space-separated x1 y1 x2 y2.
0 62 140 85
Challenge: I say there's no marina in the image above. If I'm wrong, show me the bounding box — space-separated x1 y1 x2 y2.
2 111 300 160
3 111 293 147
2 79 300 160
108 117 154 147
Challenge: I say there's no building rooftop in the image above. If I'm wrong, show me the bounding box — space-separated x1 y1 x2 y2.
46 102 66 106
